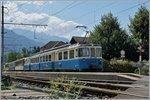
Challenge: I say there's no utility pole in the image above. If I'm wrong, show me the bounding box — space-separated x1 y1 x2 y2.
1 2 4 76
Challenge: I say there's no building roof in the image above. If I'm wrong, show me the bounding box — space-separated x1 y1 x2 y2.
70 36 88 44
40 41 67 51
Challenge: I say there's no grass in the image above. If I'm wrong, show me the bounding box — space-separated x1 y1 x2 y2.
49 76 86 99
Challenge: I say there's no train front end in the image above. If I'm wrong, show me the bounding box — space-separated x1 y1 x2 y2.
77 45 103 71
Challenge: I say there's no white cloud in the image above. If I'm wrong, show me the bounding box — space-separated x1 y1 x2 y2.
4 1 83 40
12 1 53 6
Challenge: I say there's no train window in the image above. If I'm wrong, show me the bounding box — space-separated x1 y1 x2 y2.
69 50 74 59
96 48 102 57
49 55 51 61
43 56 46 62
46 55 49 62
33 58 35 63
91 48 95 57
31 59 33 63
75 49 78 57
64 51 68 59
32 58 34 63
37 57 39 63
79 48 89 57
58 52 62 60
40 56 43 62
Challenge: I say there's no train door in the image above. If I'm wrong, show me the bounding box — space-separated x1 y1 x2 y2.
51 52 55 70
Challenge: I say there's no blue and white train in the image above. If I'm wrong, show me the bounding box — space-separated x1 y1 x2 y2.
4 43 103 72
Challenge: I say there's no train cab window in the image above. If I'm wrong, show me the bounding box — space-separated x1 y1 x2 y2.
64 51 68 59
91 48 95 57
79 48 89 57
69 50 74 59
58 52 62 60
49 55 51 61
96 48 102 57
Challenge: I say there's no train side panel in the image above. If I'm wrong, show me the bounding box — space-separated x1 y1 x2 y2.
54 59 80 71
24 64 30 71
30 63 40 71
78 58 103 71
39 62 53 70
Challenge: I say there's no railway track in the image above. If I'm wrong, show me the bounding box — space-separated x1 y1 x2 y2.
2 72 148 99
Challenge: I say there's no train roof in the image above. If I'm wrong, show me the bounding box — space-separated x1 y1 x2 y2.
31 43 101 56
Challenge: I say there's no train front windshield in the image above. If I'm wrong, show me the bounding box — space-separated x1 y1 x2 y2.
78 47 102 58
79 48 89 57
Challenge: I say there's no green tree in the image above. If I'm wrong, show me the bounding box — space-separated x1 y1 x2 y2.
32 46 40 53
90 12 137 60
7 51 18 62
7 51 23 62
21 48 30 57
128 6 149 60
16 53 22 59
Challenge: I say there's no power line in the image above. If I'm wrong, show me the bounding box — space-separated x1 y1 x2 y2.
83 0 149 28
51 1 77 16
67 0 86 9
71 1 117 21
115 0 149 14
64 0 149 38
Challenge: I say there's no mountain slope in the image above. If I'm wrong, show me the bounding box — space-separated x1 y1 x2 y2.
4 29 44 53
13 29 69 44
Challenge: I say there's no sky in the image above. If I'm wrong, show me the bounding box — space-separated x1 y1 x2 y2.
1 0 149 42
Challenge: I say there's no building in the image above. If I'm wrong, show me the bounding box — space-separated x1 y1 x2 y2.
70 36 89 44
40 36 88 51
40 41 67 51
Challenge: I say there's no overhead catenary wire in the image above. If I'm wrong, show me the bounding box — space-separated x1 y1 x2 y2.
57 0 149 38
4 0 149 43
6 1 49 40
51 1 77 16
37 1 117 40
83 0 149 29
71 1 117 21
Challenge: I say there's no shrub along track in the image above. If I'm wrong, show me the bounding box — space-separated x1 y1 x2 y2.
3 72 146 99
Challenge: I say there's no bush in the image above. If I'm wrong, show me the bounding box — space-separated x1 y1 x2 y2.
103 59 137 73
141 60 149 75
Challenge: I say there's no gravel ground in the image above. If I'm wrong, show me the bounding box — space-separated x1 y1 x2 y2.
1 81 110 99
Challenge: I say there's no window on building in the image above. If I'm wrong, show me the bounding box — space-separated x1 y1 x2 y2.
58 52 62 60
64 51 68 59
69 50 74 59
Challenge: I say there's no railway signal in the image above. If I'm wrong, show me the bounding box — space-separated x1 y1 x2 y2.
120 50 125 60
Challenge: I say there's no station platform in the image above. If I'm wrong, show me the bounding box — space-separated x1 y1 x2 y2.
113 76 149 99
